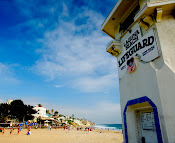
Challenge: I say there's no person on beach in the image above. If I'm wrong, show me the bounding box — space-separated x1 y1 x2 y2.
27 129 31 135
26 125 29 135
27 130 31 135
27 125 31 135
1 127 5 135
10 127 13 135
18 125 20 134
2 128 5 135
0 127 2 134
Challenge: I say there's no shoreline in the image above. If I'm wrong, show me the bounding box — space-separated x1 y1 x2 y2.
93 124 122 131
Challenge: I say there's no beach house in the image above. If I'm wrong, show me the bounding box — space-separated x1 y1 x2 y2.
6 99 13 105
74 119 83 126
32 105 48 122
102 0 175 142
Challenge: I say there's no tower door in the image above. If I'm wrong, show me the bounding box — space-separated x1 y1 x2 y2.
140 112 157 143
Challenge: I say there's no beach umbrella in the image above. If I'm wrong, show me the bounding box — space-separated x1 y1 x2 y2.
27 120 31 123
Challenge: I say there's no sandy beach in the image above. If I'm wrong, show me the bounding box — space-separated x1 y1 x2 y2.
0 128 123 143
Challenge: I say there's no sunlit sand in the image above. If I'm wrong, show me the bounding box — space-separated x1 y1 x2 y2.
0 128 123 143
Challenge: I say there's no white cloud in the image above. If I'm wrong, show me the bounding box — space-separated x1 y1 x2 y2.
0 98 5 103
61 3 69 17
21 97 45 106
43 101 121 124
54 85 64 88
72 74 117 93
33 5 118 93
22 98 121 123
0 63 19 84
0 63 11 75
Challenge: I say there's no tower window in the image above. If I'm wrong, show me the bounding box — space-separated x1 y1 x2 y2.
119 4 140 32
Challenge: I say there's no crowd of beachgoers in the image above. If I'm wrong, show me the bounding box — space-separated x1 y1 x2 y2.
0 124 98 135
0 124 123 143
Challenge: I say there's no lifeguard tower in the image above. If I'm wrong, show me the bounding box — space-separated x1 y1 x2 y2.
102 0 175 142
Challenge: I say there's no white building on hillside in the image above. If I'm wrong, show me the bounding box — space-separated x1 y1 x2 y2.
32 105 48 122
6 99 13 105
74 119 83 126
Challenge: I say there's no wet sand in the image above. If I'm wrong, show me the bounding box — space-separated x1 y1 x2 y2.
0 128 123 143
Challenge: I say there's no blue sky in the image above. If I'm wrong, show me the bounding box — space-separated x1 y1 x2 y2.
0 0 121 124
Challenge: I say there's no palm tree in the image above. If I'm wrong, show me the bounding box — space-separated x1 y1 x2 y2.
37 117 41 129
54 111 59 116
72 114 74 121
51 109 54 115
46 110 50 114
38 104 42 107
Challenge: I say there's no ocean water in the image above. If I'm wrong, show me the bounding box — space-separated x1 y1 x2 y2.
94 124 122 131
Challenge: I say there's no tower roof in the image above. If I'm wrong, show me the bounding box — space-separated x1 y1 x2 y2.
101 0 175 39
